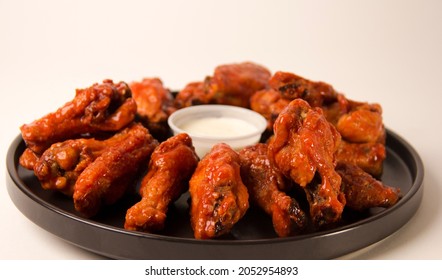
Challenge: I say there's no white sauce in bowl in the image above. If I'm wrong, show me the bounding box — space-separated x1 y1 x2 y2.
168 105 267 158
179 117 257 138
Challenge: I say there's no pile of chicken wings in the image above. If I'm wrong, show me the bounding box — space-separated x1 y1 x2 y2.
19 62 400 239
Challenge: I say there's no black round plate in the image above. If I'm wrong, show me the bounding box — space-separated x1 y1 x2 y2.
6 129 424 259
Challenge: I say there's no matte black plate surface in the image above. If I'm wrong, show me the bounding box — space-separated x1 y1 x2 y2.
6 129 424 259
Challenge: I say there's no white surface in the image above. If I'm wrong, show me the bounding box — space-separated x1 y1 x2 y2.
1 0 441 259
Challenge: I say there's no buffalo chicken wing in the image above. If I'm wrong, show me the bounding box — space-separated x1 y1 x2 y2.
268 71 338 108
250 88 290 132
189 143 249 239
335 140 386 178
73 123 158 217
206 62 271 108
175 62 271 109
20 79 136 155
16 63 404 239
130 78 176 140
336 163 400 211
33 123 154 196
268 99 345 227
239 143 307 237
250 70 388 178
124 133 199 232
174 81 208 109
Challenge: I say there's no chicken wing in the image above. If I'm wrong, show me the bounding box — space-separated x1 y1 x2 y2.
207 62 271 108
175 62 270 109
19 148 40 170
330 95 387 177
124 133 199 232
20 79 136 154
268 99 345 227
189 143 249 239
239 143 307 237
174 81 209 109
251 72 344 133
335 140 386 177
130 78 176 140
33 138 102 196
336 163 401 211
33 123 153 196
268 71 338 107
336 103 384 143
251 70 388 179
250 88 290 132
73 123 158 217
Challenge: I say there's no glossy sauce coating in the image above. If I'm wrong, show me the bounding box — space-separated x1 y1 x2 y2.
174 81 207 108
175 62 271 109
268 99 345 226
17 65 403 238
124 133 199 232
73 123 158 217
189 143 249 239
250 88 290 131
337 162 401 211
33 123 152 196
130 77 176 140
268 71 338 107
336 140 386 178
239 143 307 237
20 79 136 154
207 62 271 108
336 103 384 143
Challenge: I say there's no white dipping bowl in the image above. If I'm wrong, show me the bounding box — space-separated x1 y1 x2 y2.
168 105 267 158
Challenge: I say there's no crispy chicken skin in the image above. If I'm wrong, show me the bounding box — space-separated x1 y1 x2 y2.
268 99 345 226
239 143 307 237
129 78 176 140
124 133 199 232
189 143 249 239
73 123 158 217
20 79 136 154
336 163 401 211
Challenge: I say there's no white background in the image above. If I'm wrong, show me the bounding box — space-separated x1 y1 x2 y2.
1 0 441 259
